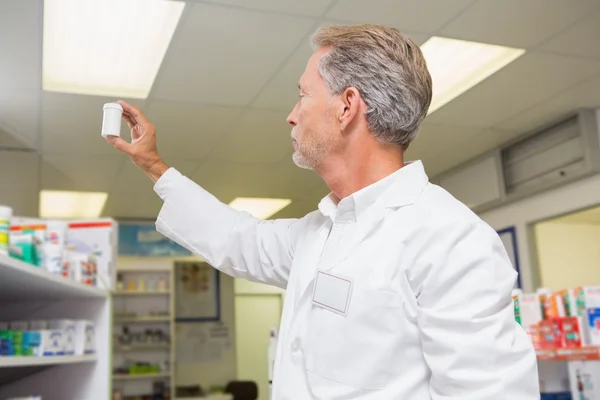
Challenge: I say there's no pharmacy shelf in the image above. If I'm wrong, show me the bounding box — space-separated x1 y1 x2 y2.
0 355 97 368
114 344 171 352
114 316 171 323
114 290 171 296
0 255 106 300
113 372 171 381
537 347 600 361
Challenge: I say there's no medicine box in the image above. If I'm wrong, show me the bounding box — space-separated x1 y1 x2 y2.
568 360 600 399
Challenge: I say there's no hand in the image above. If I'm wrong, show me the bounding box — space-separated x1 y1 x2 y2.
106 100 169 182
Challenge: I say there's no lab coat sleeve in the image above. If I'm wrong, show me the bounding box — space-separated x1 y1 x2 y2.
411 220 539 399
153 168 305 289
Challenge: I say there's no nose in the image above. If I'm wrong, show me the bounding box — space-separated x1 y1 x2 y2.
287 102 299 127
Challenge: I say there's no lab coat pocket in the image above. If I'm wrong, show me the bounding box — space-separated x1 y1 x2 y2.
305 289 404 391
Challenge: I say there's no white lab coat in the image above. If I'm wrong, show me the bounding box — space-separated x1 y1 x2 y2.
154 161 539 399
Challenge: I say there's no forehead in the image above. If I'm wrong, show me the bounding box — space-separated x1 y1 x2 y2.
299 47 329 87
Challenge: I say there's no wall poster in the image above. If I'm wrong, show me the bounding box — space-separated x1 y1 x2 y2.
174 260 221 322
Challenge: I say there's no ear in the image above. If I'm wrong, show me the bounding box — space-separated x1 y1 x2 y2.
338 87 362 131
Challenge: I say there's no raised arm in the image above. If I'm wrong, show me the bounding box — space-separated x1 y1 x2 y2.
107 100 303 288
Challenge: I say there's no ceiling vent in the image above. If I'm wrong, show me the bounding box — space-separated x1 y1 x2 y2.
432 109 600 212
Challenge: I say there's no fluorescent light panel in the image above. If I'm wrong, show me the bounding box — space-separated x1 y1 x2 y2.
421 36 525 114
228 198 292 220
39 190 108 219
42 0 185 99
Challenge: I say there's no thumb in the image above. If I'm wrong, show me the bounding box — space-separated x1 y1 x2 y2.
106 136 133 155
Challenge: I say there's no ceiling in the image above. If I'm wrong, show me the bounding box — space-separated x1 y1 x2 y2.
1 0 600 220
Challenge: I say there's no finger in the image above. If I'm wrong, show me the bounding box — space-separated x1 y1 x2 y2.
106 136 133 155
117 100 149 126
123 113 136 129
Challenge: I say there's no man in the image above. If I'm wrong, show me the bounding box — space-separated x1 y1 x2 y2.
108 24 538 399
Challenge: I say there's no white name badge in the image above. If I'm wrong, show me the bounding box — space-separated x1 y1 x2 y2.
312 271 353 317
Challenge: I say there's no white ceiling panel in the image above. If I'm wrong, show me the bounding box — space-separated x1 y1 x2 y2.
425 52 600 129
0 89 40 150
0 151 40 216
204 0 337 17
207 109 292 163
145 101 243 159
427 129 522 178
0 151 39 189
540 10 600 60
440 0 600 48
407 123 486 160
151 3 314 106
111 158 200 195
40 93 146 155
326 0 475 33
251 40 312 112
102 188 164 219
496 73 600 133
192 160 324 203
41 153 124 192
270 199 316 219
251 29 430 112
0 0 41 91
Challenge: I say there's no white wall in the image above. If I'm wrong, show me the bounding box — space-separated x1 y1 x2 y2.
534 222 600 290
480 172 600 291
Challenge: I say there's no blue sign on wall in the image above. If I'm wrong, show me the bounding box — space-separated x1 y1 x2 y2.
118 221 192 257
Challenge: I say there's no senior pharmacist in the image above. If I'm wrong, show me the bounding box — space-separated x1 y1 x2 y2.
107 24 539 399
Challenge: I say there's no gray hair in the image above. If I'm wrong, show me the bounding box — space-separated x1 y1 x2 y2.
311 24 432 149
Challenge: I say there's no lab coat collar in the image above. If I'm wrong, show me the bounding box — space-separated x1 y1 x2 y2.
317 160 429 222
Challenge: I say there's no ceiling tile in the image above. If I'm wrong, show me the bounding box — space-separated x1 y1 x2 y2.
151 3 314 106
0 89 40 150
102 189 164 220
251 28 430 112
204 0 337 17
326 0 475 33
41 153 125 192
0 0 41 91
426 129 523 178
0 151 40 216
495 73 600 133
425 52 600 128
270 199 316 219
251 40 312 112
207 109 292 163
440 0 600 48
40 92 146 155
0 151 39 189
111 158 200 195
540 10 600 60
145 101 244 160
406 123 485 160
192 160 323 203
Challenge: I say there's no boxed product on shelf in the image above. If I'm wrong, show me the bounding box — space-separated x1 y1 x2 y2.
4 217 117 291
74 320 96 355
568 360 600 399
48 319 76 355
67 219 117 290
584 286 600 347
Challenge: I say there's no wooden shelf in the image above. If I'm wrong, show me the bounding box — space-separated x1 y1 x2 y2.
0 355 97 368
114 316 171 323
0 255 106 300
114 344 171 352
537 347 600 361
114 290 170 296
113 372 171 381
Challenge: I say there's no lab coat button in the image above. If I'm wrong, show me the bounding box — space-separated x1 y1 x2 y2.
290 338 301 353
